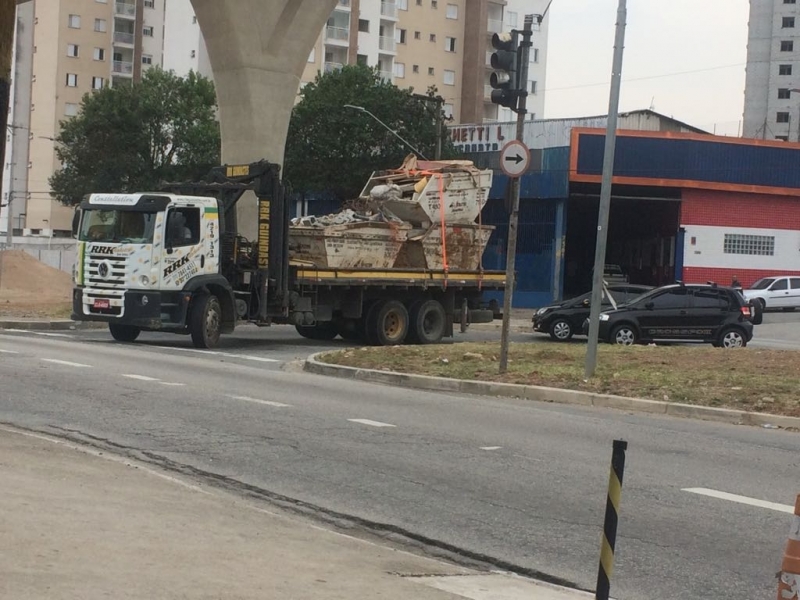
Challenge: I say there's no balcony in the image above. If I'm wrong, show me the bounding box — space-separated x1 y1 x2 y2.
379 70 393 83
115 2 136 17
324 61 344 74
487 19 503 33
325 25 350 43
112 60 134 75
381 1 398 19
379 36 396 53
113 31 135 45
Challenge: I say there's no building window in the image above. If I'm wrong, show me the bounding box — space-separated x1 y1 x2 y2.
533 48 540 63
529 80 537 94
66 73 78 87
142 54 153 65
93 47 105 61
68 14 81 28
783 16 795 28
356 54 368 66
143 26 154 36
192 15 197 23
358 19 369 32
94 18 107 32
412 64 419 73
92 77 105 90
506 10 518 27
397 0 408 9
429 33 436 42
786 0 797 3
777 135 790 140
394 62 405 78
723 233 775 256
144 0 155 7
431 0 438 7
67 44 79 58
443 103 454 118
427 67 434 75
778 111 791 122
779 88 791 99
782 40 794 51
416 0 422 5
65 103 79 117
396 28 407 44
446 3 458 18
445 36 456 52
443 69 455 85
780 64 793 75
95 0 108 3
414 31 421 40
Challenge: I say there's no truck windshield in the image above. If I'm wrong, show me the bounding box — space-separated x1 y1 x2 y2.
79 210 157 244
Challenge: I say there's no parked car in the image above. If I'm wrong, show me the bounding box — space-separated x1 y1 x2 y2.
533 284 653 341
742 276 800 311
585 283 754 348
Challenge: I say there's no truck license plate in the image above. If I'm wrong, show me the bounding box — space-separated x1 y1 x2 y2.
93 299 110 309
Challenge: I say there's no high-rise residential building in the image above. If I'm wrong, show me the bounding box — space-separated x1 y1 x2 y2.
743 0 800 141
164 0 549 125
1 0 166 239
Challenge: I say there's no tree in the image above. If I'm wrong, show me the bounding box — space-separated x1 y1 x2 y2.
50 68 220 206
284 65 456 201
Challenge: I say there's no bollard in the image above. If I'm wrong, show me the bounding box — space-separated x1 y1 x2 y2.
596 439 627 600
778 495 800 600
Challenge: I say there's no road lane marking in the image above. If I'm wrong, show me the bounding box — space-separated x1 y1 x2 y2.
683 488 794 514
157 346 280 363
348 419 396 428
41 359 92 368
5 329 73 338
159 382 186 387
122 374 160 382
480 446 503 451
228 395 291 408
0 349 20 354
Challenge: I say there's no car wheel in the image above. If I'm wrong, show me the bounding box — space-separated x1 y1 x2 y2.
749 301 763 326
549 319 574 342
756 298 766 311
611 324 637 346
718 327 747 348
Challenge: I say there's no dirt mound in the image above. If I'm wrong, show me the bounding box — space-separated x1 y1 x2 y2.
0 250 73 317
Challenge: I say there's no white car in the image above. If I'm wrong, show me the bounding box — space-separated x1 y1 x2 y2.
742 276 800 311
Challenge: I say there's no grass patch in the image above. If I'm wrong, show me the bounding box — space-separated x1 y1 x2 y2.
0 302 73 320
320 342 800 417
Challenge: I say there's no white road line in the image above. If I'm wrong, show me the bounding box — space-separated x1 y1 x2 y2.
227 395 291 408
4 329 73 338
480 446 503 451
347 419 396 428
0 349 20 354
41 358 92 368
157 346 280 363
122 374 160 382
159 382 186 387
683 488 795 514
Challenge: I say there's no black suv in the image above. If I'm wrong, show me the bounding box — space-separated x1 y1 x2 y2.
533 284 653 341
587 284 754 348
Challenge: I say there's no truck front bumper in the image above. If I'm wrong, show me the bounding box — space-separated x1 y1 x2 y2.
72 288 191 331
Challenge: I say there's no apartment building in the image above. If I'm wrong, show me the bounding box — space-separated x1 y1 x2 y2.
1 0 166 239
163 0 550 125
743 0 800 140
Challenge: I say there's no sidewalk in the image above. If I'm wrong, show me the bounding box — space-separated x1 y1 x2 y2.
0 427 590 600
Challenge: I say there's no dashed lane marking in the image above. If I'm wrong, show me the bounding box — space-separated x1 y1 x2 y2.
159 382 186 387
41 358 92 368
347 419 396 428
227 395 291 408
4 329 73 338
122 374 160 382
480 446 503 451
0 349 20 354
156 346 280 363
683 488 794 514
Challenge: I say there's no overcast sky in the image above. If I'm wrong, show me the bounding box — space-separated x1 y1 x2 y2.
544 0 750 135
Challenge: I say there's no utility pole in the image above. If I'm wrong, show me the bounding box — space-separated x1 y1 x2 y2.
584 0 628 379
0 0 15 212
412 92 445 160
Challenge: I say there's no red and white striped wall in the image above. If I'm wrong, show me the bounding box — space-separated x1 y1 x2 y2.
680 190 800 288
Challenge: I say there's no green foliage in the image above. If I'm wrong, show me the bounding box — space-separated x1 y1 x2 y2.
50 69 220 206
284 65 456 201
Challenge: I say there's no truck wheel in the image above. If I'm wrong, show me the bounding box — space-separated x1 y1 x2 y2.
408 299 446 345
190 294 222 349
365 300 409 346
108 323 140 342
295 322 338 341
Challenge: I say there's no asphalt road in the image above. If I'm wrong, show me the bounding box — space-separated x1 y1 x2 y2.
1 316 799 600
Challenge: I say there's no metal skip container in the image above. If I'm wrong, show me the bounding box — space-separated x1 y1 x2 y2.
394 223 495 271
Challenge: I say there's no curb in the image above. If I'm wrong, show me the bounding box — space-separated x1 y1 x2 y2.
0 320 105 331
304 353 800 430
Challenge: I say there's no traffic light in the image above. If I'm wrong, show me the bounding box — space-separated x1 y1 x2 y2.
489 32 522 112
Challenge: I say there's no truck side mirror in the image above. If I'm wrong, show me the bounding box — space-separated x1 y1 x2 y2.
71 208 80 239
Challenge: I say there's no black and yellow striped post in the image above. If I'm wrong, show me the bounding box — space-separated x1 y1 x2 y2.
596 439 628 600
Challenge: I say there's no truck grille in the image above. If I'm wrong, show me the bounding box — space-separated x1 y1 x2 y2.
86 255 127 289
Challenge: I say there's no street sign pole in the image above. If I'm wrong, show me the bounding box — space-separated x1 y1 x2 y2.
585 0 628 379
499 16 533 375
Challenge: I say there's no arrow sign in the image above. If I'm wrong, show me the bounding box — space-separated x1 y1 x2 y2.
499 140 530 178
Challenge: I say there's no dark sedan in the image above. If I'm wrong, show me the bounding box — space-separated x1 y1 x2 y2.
533 284 653 341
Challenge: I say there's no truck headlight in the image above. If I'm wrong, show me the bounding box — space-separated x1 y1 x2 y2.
599 313 610 321
140 275 150 286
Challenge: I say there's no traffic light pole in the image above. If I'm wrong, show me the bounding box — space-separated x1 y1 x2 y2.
498 17 533 374
584 0 628 379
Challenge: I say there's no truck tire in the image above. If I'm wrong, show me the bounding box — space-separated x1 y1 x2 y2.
408 299 446 345
295 322 338 341
109 323 140 343
365 299 409 346
190 294 222 349
336 319 362 343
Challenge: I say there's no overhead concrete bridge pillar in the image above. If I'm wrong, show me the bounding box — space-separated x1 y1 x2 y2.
190 0 338 236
